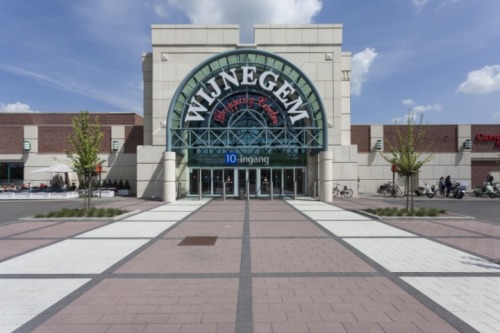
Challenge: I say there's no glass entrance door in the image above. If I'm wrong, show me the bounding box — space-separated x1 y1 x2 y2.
188 167 305 197
238 169 257 196
284 169 294 194
272 169 282 196
201 169 211 195
213 169 223 195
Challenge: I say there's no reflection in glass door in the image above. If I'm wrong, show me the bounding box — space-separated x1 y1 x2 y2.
284 169 294 194
201 169 211 194
238 169 246 197
272 169 282 196
296 169 304 194
225 169 235 196
189 169 200 195
248 169 256 194
260 168 271 195
213 170 223 195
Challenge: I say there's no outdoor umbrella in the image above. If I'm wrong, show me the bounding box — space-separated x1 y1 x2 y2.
31 164 74 173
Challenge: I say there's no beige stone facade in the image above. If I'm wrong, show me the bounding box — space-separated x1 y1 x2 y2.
138 24 357 201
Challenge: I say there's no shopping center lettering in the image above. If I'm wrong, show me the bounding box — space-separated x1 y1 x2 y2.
184 66 309 125
476 133 500 147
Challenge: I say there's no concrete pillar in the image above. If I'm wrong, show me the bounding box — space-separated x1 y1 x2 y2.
163 151 176 202
319 151 333 202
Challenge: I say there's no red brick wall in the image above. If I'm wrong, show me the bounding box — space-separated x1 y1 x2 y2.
471 125 500 153
471 160 500 187
0 113 143 126
0 127 23 153
38 126 112 154
0 112 143 155
38 127 73 153
384 125 457 152
351 125 370 153
124 126 143 154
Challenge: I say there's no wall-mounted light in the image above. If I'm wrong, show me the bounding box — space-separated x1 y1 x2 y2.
375 139 383 151
23 140 31 152
112 140 119 152
463 138 472 150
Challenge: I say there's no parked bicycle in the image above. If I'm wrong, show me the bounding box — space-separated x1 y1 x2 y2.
383 182 403 198
332 182 353 198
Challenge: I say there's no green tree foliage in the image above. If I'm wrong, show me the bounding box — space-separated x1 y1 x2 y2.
65 112 104 211
382 112 434 211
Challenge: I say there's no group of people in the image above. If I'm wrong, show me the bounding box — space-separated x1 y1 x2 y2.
438 173 494 196
438 176 453 196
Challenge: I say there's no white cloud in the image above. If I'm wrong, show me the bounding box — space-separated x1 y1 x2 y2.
154 4 169 18
412 0 461 11
411 103 442 113
166 0 322 42
391 100 442 123
412 0 429 10
0 102 37 113
458 65 500 94
351 48 378 96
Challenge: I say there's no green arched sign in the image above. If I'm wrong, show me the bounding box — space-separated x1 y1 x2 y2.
167 49 327 162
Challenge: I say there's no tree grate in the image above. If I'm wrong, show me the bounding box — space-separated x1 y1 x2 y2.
178 236 218 246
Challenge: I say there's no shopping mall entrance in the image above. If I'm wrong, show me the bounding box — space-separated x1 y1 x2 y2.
188 167 305 197
166 49 328 201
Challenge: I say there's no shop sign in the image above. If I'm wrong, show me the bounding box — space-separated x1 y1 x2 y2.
185 66 309 125
224 152 270 166
476 133 500 147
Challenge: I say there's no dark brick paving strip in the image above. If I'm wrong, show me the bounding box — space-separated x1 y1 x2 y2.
2 198 485 332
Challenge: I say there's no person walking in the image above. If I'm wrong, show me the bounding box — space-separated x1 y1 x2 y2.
445 175 452 197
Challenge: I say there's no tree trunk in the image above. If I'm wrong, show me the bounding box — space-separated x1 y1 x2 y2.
84 169 92 212
410 173 414 212
405 175 410 210
87 175 92 211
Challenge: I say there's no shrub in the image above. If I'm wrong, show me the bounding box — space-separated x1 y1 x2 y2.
34 207 128 218
363 207 446 217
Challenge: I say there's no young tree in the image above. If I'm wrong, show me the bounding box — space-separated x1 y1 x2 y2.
382 112 434 211
65 111 104 211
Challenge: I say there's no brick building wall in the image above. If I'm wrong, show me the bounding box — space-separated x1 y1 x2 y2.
0 113 143 126
383 125 458 152
351 125 370 153
0 127 23 154
0 113 142 155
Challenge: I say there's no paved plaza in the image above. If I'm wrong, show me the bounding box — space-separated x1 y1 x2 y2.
0 197 499 333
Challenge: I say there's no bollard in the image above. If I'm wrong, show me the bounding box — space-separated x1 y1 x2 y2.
246 180 250 201
293 181 297 200
270 180 273 201
313 181 317 199
198 170 202 201
222 181 226 201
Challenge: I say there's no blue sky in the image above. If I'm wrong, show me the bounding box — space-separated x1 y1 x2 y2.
1 0 499 124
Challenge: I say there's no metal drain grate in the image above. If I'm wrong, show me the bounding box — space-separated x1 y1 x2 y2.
178 236 218 246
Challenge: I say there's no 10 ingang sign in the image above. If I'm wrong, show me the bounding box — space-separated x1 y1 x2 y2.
225 152 270 166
